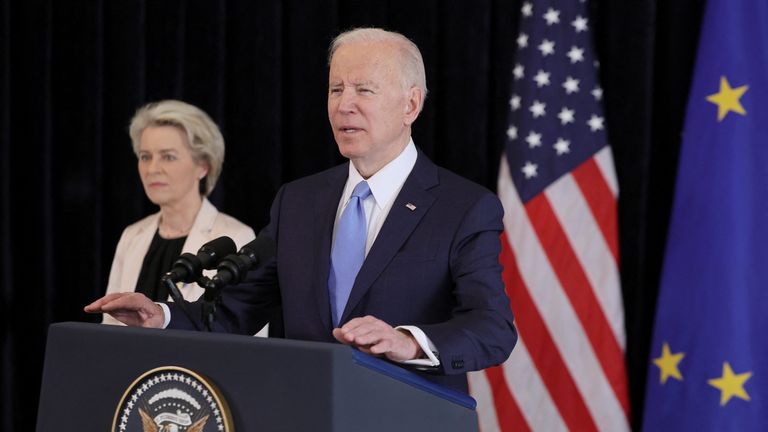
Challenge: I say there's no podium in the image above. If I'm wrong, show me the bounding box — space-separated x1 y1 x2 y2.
37 322 478 431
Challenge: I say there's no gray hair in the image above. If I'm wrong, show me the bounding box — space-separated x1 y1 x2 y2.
129 100 224 196
329 28 428 112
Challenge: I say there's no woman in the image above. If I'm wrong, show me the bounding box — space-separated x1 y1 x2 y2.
103 100 255 326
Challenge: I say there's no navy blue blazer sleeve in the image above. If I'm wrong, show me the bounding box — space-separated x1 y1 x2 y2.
418 191 516 376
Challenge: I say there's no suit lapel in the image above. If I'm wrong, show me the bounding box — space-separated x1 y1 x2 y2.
341 153 439 323
313 165 348 330
182 198 216 254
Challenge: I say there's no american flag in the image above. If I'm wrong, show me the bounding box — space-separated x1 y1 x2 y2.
469 1 631 430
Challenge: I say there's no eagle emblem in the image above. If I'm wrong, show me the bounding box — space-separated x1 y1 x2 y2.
112 366 232 431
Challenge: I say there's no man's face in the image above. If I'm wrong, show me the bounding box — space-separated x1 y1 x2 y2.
328 41 421 175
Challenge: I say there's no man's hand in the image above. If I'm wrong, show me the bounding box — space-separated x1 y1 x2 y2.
332 315 424 362
84 292 165 328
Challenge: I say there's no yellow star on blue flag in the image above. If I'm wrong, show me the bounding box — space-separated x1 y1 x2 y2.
653 342 684 384
705 76 748 121
708 362 752 406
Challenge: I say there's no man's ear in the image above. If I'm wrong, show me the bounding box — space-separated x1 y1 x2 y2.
403 87 423 126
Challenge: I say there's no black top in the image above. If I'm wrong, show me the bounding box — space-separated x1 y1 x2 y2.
135 230 187 301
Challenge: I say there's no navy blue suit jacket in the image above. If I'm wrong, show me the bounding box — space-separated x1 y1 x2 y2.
169 151 517 392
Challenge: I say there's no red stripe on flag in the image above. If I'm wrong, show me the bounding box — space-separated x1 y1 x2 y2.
525 195 631 417
571 158 620 264
484 365 530 432
500 234 598 431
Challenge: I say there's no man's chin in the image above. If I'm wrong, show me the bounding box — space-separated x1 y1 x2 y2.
336 141 368 158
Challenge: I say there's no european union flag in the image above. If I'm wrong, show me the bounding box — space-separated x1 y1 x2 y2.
642 0 768 430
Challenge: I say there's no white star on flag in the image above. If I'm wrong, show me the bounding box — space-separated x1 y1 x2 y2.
557 107 575 124
533 70 551 87
563 76 580 94
509 94 521 110
517 33 529 49
567 46 585 63
513 64 525 80
587 114 605 131
592 86 603 100
507 126 518 140
543 8 560 25
538 39 555 56
553 137 571 155
572 15 588 32
525 130 543 148
530 100 547 118
521 2 533 17
521 161 538 178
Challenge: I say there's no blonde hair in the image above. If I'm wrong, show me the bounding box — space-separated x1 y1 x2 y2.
129 100 224 196
329 27 428 112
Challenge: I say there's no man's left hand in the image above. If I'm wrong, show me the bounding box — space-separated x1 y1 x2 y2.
333 315 423 362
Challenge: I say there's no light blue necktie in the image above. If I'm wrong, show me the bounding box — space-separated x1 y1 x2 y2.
329 181 371 327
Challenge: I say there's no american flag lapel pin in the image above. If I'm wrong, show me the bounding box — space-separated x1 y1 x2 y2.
405 203 417 211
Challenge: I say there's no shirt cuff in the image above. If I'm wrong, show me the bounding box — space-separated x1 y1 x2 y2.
396 325 440 367
157 302 171 329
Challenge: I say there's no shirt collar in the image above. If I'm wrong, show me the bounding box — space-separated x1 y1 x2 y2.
346 138 418 209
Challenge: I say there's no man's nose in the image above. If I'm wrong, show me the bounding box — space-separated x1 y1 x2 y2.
337 88 357 113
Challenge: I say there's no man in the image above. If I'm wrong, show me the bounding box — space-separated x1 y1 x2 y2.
86 28 517 393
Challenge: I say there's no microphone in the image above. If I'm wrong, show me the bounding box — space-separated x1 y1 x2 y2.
196 236 274 332
163 236 238 283
210 236 276 287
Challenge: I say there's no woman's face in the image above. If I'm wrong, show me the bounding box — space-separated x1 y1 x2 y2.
137 125 208 208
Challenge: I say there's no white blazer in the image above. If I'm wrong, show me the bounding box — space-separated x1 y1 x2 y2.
103 198 255 325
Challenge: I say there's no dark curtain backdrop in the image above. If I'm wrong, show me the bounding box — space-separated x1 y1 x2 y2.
0 0 704 430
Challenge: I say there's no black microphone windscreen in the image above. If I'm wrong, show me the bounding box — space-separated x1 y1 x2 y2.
197 236 237 269
239 236 276 266
165 252 202 283
213 253 253 286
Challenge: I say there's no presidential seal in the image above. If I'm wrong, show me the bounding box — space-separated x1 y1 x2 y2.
112 366 233 432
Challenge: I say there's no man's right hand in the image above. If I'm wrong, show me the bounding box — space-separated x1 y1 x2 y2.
84 292 165 328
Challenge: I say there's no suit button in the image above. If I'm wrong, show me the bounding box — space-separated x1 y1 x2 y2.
452 360 464 369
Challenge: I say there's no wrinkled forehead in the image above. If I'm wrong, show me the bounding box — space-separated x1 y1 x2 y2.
329 41 404 83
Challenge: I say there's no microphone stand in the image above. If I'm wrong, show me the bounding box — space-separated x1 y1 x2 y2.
161 275 202 332
197 276 224 332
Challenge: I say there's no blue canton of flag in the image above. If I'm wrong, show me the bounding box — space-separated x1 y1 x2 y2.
506 1 607 202
643 0 768 430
